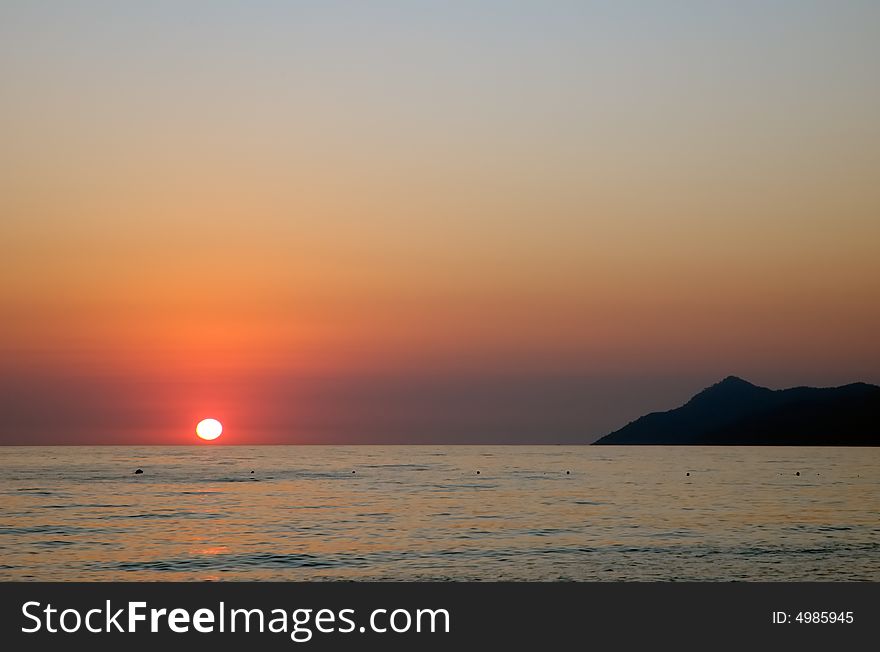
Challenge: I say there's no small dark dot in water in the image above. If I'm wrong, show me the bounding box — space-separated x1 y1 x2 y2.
134 469 143 475
352 470 356 474
566 470 570 475
250 470 255 474
686 472 690 477
795 471 800 476
476 470 480 475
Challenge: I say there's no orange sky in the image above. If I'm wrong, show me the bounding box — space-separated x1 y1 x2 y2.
1 2 879 443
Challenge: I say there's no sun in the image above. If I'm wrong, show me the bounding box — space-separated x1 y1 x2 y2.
196 418 223 441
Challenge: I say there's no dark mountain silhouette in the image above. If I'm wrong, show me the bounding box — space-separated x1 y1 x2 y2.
593 376 880 445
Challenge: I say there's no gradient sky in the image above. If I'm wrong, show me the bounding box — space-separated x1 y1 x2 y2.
2 1 879 444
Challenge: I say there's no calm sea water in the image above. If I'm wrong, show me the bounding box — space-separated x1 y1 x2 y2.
1 446 878 581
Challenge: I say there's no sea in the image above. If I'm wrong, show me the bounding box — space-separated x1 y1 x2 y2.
1 446 878 581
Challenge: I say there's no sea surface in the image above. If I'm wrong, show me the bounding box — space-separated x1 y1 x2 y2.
1 446 878 581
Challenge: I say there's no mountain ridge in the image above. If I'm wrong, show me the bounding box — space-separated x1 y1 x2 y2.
593 377 880 446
